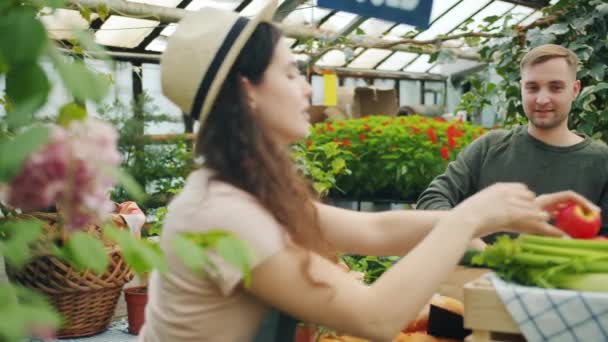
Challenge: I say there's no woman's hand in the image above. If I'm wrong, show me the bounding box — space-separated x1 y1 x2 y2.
535 190 600 220
449 183 564 238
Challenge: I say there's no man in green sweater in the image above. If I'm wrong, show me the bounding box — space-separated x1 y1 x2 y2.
416 44 608 242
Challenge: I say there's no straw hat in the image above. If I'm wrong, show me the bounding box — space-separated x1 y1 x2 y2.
161 1 277 125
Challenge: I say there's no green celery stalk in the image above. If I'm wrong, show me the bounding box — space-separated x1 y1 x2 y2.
551 273 608 292
520 244 608 258
520 235 608 252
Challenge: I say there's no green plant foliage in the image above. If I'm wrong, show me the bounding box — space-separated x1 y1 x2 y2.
456 0 608 140
0 3 249 341
0 284 61 342
296 115 486 200
96 95 193 208
341 255 400 284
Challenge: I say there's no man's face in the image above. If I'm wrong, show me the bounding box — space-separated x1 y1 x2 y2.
520 58 581 131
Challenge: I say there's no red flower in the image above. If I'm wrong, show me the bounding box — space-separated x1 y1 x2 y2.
362 123 371 131
446 125 456 138
426 127 438 144
305 140 313 147
448 136 457 149
434 117 446 122
333 137 340 143
409 126 421 134
382 121 390 126
342 138 351 148
326 122 334 132
441 146 450 160
359 133 366 142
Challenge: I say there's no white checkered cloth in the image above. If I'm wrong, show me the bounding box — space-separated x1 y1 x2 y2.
490 273 608 342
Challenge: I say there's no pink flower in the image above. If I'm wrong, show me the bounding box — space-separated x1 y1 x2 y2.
6 118 122 230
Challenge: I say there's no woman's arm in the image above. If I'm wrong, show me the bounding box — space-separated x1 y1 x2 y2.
246 184 562 341
315 202 448 256
246 214 478 341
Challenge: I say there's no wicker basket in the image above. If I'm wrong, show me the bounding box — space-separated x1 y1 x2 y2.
5 212 135 338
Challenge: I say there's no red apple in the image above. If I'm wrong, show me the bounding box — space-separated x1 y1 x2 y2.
555 203 601 239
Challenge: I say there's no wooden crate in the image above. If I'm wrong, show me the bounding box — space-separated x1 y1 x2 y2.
438 266 491 302
463 277 526 342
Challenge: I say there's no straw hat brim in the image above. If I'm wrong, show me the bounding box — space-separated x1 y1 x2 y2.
196 2 276 123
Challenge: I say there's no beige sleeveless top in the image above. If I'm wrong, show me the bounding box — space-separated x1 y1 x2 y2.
139 169 288 342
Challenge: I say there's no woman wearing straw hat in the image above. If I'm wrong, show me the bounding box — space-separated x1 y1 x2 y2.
140 2 598 341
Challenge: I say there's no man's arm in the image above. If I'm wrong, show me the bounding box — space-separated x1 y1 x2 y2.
416 139 485 210
416 136 489 250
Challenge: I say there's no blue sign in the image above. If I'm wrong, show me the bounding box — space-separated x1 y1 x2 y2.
318 0 433 29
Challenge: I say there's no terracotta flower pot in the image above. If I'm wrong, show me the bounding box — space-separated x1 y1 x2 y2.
124 286 148 335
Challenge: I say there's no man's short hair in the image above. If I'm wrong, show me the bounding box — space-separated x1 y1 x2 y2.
520 44 579 78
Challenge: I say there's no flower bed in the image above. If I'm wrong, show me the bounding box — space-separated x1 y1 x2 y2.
296 115 486 200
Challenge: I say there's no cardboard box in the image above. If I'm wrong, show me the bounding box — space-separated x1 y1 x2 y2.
309 105 328 124
353 87 398 117
322 86 399 121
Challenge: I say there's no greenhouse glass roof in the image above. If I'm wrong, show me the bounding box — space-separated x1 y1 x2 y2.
40 0 560 77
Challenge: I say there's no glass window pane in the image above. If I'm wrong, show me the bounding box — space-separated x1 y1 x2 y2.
145 36 167 52
493 5 534 31
160 23 177 36
315 50 346 67
185 0 241 11
376 52 418 71
349 18 394 38
347 49 392 69
283 5 332 26
96 16 158 48
432 58 480 75
416 0 492 40
403 55 433 73
241 0 286 17
519 10 543 26
385 24 417 40
40 8 90 40
429 0 461 22
459 1 515 32
319 11 358 32
128 0 181 7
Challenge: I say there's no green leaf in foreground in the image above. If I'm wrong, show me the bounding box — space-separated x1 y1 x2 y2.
0 284 61 342
103 225 167 274
55 232 109 275
0 220 43 269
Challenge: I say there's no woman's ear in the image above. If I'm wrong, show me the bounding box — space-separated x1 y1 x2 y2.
240 76 257 112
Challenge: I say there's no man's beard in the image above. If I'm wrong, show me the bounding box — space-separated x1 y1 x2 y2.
527 111 567 130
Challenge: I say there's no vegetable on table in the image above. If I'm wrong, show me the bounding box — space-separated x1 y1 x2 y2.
472 234 608 292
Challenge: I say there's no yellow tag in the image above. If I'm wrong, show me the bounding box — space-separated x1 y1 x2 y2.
323 73 338 106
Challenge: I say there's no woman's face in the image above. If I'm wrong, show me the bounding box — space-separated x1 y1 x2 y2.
243 38 313 145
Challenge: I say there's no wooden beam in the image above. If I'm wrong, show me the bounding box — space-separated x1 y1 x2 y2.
500 0 550 9
273 0 308 22
134 0 193 51
315 67 445 81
